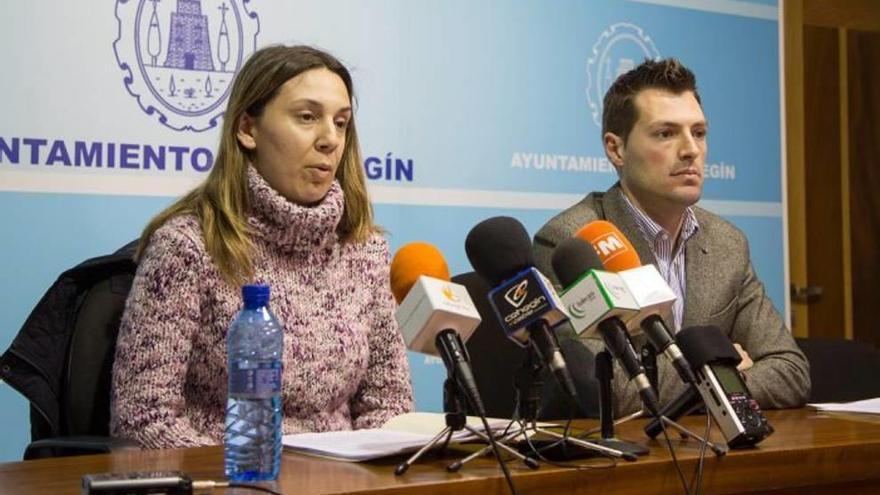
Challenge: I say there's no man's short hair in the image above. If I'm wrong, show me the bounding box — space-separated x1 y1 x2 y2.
602 58 701 143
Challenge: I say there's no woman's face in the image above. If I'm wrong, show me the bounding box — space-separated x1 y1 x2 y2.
237 67 352 205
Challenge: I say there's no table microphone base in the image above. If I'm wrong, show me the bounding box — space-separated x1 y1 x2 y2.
395 421 535 475
657 415 728 457
448 420 637 472
395 379 537 476
451 346 639 471
589 437 650 457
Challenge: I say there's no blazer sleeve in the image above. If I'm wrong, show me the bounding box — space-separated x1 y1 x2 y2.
573 254 813 416
110 224 216 449
350 236 414 428
731 260 811 409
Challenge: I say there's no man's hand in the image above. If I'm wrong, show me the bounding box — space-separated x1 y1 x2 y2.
734 343 754 371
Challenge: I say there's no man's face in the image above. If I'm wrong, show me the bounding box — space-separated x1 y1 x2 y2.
606 89 707 213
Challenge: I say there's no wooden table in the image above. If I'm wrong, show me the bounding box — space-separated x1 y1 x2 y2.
1 408 879 494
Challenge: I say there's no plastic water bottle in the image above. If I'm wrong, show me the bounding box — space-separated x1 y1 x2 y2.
225 284 283 481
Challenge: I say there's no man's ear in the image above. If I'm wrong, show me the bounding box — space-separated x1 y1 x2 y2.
603 132 625 170
237 113 258 150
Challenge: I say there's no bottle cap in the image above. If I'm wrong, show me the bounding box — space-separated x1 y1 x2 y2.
242 284 270 308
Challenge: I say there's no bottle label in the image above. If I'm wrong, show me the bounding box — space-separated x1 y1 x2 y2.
229 361 281 399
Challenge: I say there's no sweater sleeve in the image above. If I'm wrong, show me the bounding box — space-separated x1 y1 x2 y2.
351 236 415 428
110 222 216 449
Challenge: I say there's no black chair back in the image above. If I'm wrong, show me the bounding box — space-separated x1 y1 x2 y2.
0 240 137 458
451 272 527 418
796 337 880 403
63 270 135 436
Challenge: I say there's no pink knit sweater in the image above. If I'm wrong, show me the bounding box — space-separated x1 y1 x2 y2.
110 168 414 449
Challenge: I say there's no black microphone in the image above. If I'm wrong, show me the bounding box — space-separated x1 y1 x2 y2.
465 216 578 401
551 237 661 416
597 318 661 416
435 329 486 415
537 338 600 419
641 314 698 386
552 236 605 289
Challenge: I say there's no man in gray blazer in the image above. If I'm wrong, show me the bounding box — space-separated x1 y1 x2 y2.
534 58 809 416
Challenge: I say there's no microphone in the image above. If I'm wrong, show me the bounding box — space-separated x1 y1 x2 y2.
645 326 774 448
552 237 640 337
576 220 697 386
640 313 697 386
598 318 661 416
551 237 660 416
537 338 601 419
574 220 641 272
464 216 577 400
390 242 486 415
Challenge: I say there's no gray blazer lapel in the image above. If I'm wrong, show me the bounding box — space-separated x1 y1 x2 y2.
601 185 657 268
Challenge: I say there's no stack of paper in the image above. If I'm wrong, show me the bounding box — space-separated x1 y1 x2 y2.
282 412 517 462
283 429 450 462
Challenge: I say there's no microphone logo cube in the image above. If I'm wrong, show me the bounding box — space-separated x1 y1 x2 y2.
560 269 639 336
488 268 569 345
503 279 530 307
441 285 460 302
395 276 481 356
594 232 628 260
618 265 676 331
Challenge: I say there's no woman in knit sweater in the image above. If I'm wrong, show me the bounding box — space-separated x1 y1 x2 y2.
110 45 414 449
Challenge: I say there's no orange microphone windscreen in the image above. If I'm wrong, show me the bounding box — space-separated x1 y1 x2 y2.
574 220 642 272
390 241 451 304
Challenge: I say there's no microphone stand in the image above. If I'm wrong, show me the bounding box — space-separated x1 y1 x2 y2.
578 349 726 457
655 414 727 456
395 376 535 475
450 347 638 470
586 351 649 456
642 343 660 391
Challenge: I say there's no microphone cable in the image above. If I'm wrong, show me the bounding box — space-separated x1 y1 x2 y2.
657 417 693 495
476 414 519 495
457 380 520 495
689 413 712 495
511 396 617 471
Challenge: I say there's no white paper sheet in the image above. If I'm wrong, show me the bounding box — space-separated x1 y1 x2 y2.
809 397 880 414
282 412 522 462
282 429 440 462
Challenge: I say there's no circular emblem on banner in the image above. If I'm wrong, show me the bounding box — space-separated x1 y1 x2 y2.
585 23 661 128
113 0 260 132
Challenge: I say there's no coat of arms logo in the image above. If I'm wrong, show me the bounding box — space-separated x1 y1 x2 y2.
114 0 260 132
585 23 661 128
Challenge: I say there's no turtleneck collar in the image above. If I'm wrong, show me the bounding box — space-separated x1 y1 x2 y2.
246 165 344 254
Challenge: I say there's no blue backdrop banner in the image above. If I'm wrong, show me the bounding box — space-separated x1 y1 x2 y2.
0 0 782 461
